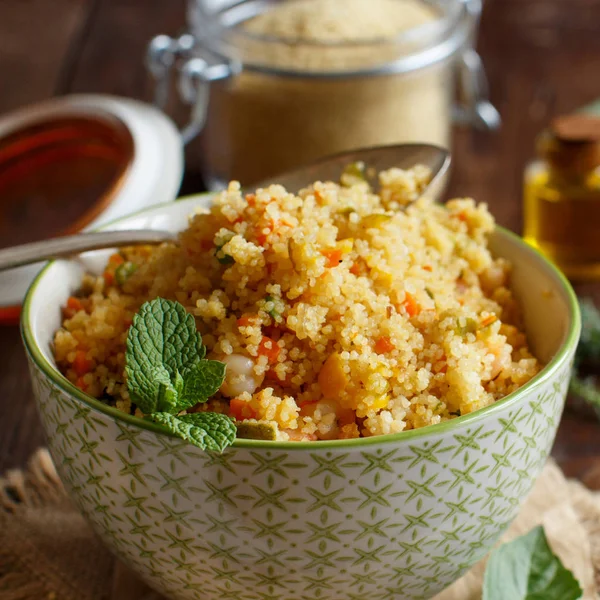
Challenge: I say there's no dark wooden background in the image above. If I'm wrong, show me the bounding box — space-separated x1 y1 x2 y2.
1 0 600 479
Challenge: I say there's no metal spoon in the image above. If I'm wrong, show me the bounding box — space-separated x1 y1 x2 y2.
252 143 450 197
0 143 449 272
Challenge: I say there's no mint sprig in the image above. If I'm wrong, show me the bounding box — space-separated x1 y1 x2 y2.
482 526 582 600
149 412 236 453
125 298 230 451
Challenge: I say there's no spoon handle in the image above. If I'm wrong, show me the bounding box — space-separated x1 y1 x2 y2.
0 230 177 272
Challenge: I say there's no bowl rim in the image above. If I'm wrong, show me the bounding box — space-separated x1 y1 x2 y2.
21 194 581 450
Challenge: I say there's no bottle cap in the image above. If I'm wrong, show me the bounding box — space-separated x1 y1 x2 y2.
540 114 600 174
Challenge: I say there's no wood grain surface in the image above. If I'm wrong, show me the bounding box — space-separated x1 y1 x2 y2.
1 0 600 479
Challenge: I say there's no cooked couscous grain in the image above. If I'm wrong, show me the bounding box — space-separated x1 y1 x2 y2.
53 167 541 441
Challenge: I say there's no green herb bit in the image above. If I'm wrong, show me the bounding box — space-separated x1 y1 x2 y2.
361 214 392 229
264 294 282 321
215 232 235 265
236 420 278 441
425 287 434 300
125 298 230 451
339 207 355 215
115 262 138 286
482 525 582 600
215 245 235 265
455 317 478 336
342 161 366 182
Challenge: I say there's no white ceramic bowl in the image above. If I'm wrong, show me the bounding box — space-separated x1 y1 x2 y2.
22 195 580 600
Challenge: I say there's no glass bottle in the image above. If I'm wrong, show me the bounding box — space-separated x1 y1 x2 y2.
523 114 600 280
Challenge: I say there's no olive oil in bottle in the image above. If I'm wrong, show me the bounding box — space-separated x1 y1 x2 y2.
523 114 600 280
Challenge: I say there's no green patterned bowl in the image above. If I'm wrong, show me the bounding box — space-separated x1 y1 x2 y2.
22 195 580 600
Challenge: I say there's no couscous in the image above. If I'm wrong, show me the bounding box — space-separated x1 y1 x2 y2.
53 166 541 441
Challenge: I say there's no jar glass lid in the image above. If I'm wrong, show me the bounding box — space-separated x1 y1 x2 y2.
189 0 474 76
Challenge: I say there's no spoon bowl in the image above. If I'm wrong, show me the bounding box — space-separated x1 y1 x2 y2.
0 143 449 272
252 142 450 196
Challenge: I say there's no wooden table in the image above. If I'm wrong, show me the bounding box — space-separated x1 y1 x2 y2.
1 0 600 480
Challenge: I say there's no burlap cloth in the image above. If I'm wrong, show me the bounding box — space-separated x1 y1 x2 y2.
2 450 600 600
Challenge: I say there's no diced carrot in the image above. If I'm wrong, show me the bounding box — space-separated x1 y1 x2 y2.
237 315 258 327
229 398 257 421
254 218 278 247
374 336 395 354
457 212 467 222
67 296 83 312
256 230 269 247
262 325 281 340
258 336 281 364
246 194 256 206
423 265 432 272
298 400 317 410
338 408 356 426
76 376 88 392
404 292 420 317
436 354 448 374
480 315 498 328
103 271 114 286
200 240 213 251
350 263 361 276
73 351 92 377
265 368 290 386
108 253 125 266
322 249 343 268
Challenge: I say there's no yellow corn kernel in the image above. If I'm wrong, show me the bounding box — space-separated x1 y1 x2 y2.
318 352 347 399
361 214 392 229
370 394 390 411
336 238 354 253
373 268 393 287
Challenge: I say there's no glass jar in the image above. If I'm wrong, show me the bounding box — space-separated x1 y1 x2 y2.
148 0 499 188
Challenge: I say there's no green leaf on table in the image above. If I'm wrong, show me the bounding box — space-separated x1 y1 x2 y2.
570 298 600 414
148 412 236 452
575 298 600 368
482 525 582 600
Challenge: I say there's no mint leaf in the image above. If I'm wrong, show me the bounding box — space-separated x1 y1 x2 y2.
179 360 227 410
125 298 233 452
482 526 582 600
125 298 208 413
148 412 236 452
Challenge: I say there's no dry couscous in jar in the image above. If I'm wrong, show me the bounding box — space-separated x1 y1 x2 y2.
148 0 499 188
